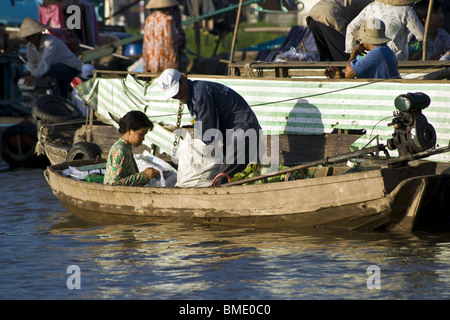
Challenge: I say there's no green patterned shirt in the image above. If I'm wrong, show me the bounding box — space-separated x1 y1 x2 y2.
103 138 149 186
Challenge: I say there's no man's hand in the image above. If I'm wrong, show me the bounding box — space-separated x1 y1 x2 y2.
324 66 344 78
354 43 367 57
23 75 36 86
344 43 367 79
144 167 161 180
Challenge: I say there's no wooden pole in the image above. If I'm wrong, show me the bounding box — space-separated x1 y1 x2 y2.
228 0 244 64
221 145 386 187
422 0 435 61
194 0 200 59
221 144 450 187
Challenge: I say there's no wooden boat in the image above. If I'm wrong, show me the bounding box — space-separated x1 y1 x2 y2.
44 156 443 232
39 70 450 227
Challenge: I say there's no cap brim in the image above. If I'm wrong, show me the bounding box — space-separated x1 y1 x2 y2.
163 81 179 101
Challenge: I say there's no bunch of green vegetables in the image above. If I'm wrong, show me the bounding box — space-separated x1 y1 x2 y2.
230 163 318 185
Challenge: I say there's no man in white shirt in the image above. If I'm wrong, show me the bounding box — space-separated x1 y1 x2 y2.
19 18 82 98
345 0 424 61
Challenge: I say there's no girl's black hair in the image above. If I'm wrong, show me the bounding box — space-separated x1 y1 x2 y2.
414 0 441 21
118 111 154 134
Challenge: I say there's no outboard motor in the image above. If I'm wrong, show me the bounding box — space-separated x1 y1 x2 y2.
387 92 437 157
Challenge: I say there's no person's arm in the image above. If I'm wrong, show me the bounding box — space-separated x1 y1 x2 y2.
406 7 425 41
105 147 149 186
324 66 344 78
23 44 39 86
345 43 366 78
31 36 57 78
441 29 450 56
142 15 151 72
164 16 179 59
345 8 366 54
192 84 221 144
25 44 38 73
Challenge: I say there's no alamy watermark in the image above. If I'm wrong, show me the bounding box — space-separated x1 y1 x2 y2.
65 5 82 30
366 265 381 289
66 265 81 289
65 264 381 291
171 121 280 171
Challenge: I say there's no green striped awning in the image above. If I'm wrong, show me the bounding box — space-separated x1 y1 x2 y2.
78 75 450 163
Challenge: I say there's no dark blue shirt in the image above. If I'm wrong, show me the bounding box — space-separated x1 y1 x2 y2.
186 80 261 144
350 46 400 79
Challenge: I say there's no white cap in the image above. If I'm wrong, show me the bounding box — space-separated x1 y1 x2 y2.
81 64 95 80
159 68 181 101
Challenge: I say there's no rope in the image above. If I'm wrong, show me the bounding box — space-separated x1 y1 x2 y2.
35 125 46 156
366 116 394 147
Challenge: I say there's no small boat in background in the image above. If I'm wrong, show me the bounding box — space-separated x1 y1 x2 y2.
0 119 49 170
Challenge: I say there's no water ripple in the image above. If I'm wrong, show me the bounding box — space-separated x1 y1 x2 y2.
1 169 450 299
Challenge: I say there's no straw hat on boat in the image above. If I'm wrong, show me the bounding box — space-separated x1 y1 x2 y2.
146 0 179 9
19 17 47 38
352 19 391 45
376 0 414 6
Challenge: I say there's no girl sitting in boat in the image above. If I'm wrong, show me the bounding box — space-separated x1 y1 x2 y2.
104 111 160 186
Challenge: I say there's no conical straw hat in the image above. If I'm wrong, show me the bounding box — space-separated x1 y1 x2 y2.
19 18 47 38
146 0 179 9
376 0 414 6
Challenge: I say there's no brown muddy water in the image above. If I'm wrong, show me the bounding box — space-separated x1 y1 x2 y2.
1 165 450 301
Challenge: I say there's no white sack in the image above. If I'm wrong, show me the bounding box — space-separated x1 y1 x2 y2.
175 133 220 187
134 150 177 187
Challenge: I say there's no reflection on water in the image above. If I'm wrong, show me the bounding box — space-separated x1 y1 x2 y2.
1 168 450 300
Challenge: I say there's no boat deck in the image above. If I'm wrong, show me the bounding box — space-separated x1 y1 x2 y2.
228 60 450 79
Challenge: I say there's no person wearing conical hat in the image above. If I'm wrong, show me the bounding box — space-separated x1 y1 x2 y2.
345 0 424 61
19 17 82 98
142 0 184 73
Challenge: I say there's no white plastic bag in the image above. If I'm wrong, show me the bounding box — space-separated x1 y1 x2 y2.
174 133 221 187
439 52 450 61
134 150 177 187
274 47 316 62
62 166 104 180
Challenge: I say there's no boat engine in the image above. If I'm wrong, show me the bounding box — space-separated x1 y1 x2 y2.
387 92 437 156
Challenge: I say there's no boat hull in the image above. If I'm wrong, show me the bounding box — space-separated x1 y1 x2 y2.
44 160 440 231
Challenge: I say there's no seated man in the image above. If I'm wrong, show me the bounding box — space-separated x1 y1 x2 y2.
325 19 400 79
19 18 82 98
